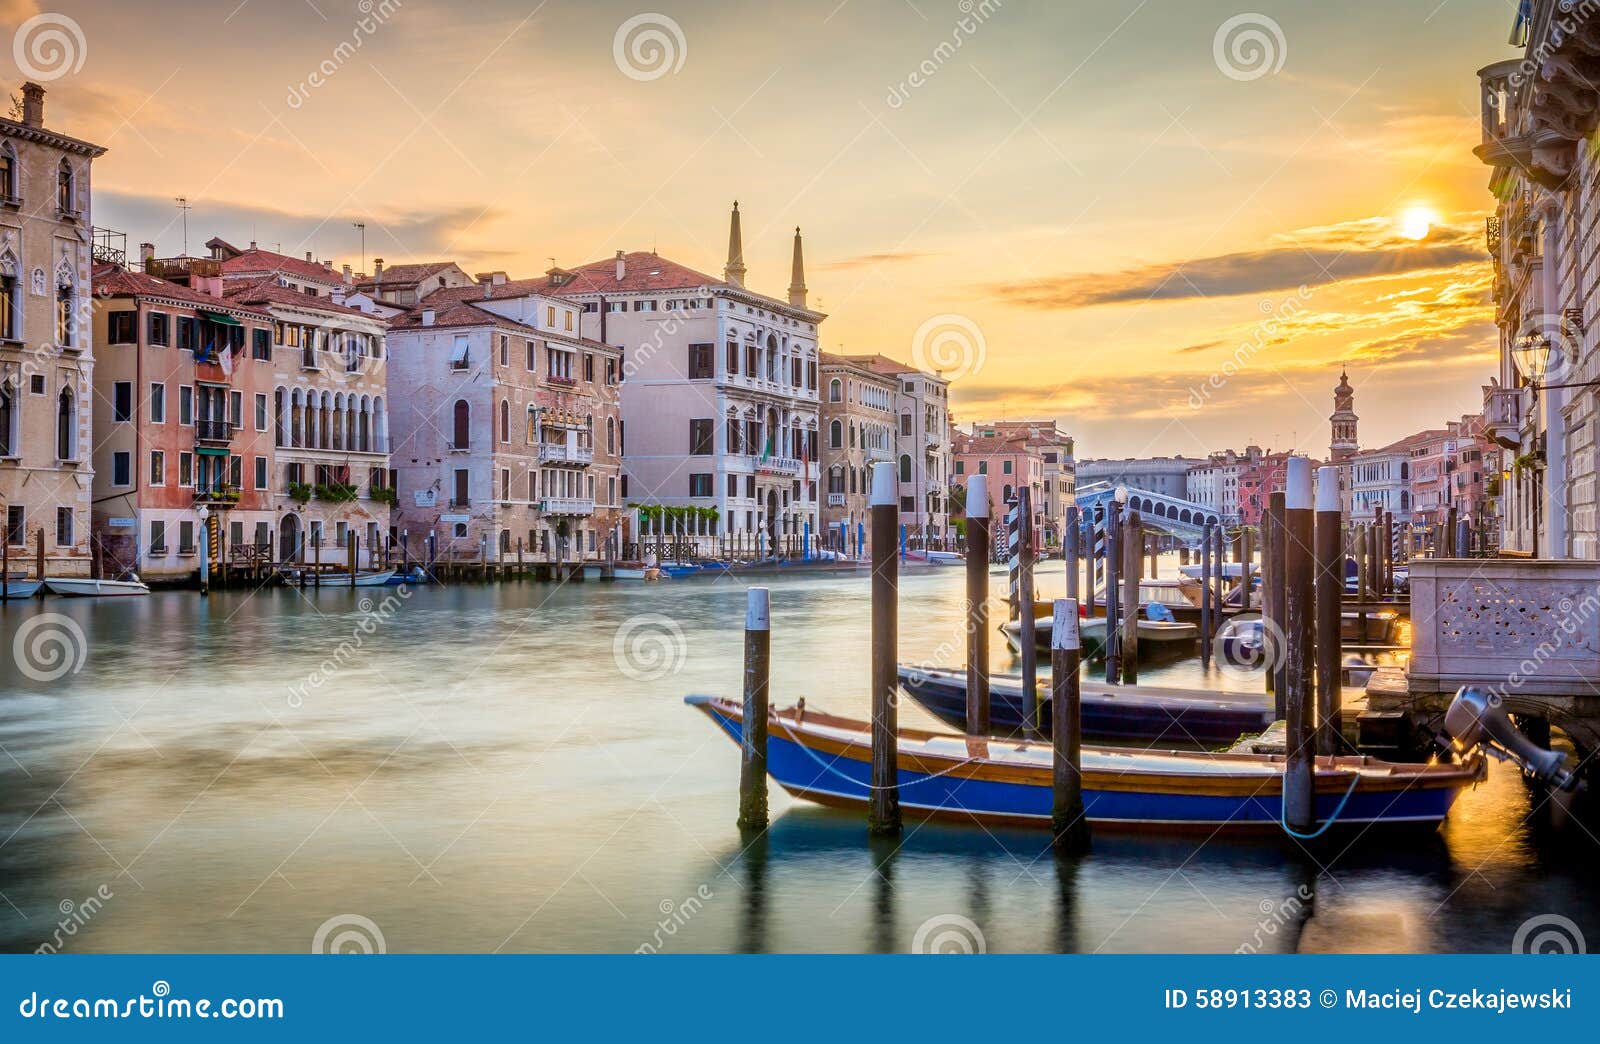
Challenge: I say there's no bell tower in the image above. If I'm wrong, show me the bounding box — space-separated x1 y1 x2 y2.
1330 368 1358 463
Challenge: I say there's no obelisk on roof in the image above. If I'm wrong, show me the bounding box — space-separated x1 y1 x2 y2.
788 227 807 309
724 200 746 287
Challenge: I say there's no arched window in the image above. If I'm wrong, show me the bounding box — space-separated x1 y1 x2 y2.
828 378 842 403
55 269 75 347
0 143 16 201
499 399 510 443
0 379 14 457
57 386 76 460
274 388 286 448
898 454 911 483
453 399 470 450
829 419 842 449
57 159 74 214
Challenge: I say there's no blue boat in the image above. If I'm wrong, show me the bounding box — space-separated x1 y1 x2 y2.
686 695 1483 832
897 665 1274 744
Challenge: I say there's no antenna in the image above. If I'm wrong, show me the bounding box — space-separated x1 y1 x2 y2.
353 221 366 272
174 196 191 255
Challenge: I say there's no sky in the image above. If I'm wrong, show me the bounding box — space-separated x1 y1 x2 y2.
4 0 1520 459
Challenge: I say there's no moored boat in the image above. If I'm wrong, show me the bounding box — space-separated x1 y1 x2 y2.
286 568 397 588
1 578 42 600
1003 610 1197 656
897 665 1274 743
44 575 151 597
685 695 1484 832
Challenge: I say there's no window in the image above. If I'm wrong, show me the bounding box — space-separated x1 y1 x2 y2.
499 399 511 443
56 280 75 347
179 452 193 487
29 374 43 394
148 312 169 346
229 454 242 489
584 353 595 382
111 450 130 486
57 160 75 213
179 520 195 555
829 420 842 449
176 316 196 352
108 311 136 344
688 342 714 379
0 382 12 456
726 342 739 375
113 381 133 422
978 460 988 475
900 413 912 436
900 496 914 513
453 468 469 507
688 473 713 498
829 378 842 402
898 454 911 483
150 450 165 485
689 418 713 455
499 335 509 367
179 385 193 425
254 393 268 431
450 335 470 370
727 474 738 499
56 388 76 460
149 382 166 423
149 520 167 554
230 390 243 428
0 273 15 340
1002 459 1013 474
525 339 537 372
452 399 470 449
55 506 73 547
954 460 964 475
0 148 12 201
5 505 20 545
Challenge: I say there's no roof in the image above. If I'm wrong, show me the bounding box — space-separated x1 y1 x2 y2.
953 433 1036 457
355 262 459 289
91 262 270 318
221 278 382 320
387 299 539 335
220 247 345 286
544 252 726 296
831 353 922 377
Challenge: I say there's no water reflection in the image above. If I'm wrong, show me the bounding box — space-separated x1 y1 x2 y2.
0 567 1596 953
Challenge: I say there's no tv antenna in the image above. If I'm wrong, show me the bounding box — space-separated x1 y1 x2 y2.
174 197 191 255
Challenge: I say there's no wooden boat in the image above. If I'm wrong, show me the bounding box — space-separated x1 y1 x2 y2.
289 568 397 588
1 578 42 600
1003 610 1197 656
906 549 963 566
897 665 1274 743
44 576 150 597
383 567 431 585
686 695 1483 832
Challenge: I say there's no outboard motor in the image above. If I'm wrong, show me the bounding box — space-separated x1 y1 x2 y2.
1443 687 1581 792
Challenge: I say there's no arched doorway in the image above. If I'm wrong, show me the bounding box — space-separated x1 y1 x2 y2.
279 514 302 563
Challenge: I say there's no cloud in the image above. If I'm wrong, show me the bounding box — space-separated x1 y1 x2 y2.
818 251 938 271
0 0 39 27
92 189 507 265
986 217 1486 309
1175 340 1223 355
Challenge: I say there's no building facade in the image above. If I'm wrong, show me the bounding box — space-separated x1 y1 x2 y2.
1073 456 1199 500
968 419 1074 546
1186 445 1263 526
0 82 105 577
952 431 1045 548
819 352 897 552
388 286 623 562
90 257 278 579
1476 3 1600 556
544 205 824 556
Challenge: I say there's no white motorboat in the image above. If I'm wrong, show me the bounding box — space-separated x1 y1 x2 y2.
44 575 151 597
1 578 42 599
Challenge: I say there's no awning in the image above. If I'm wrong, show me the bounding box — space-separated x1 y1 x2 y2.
200 310 242 326
195 447 230 457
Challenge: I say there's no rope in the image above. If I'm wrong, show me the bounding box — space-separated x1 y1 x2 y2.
1279 770 1362 840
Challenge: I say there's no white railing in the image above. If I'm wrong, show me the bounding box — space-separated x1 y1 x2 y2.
826 492 846 507
540 497 595 516
755 456 801 476
538 443 594 465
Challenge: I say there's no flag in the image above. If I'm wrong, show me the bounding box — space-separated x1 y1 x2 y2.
219 343 234 377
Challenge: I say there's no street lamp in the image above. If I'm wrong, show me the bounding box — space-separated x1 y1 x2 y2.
1113 484 1128 506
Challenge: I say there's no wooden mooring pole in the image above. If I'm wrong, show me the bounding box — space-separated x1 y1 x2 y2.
965 475 991 735
1314 466 1343 758
1265 491 1286 714
868 462 901 836
1104 498 1121 684
1121 509 1141 685
349 532 358 588
737 586 771 831
1199 520 1213 667
1282 459 1316 834
1050 598 1090 853
1064 505 1081 604
1012 486 1039 731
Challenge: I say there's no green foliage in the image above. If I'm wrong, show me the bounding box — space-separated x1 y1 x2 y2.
288 481 313 504
315 482 358 503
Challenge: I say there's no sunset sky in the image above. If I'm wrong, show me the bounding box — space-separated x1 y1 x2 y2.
7 0 1518 458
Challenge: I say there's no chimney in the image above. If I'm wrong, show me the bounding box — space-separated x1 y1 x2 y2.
305 251 313 262
615 250 626 281
342 263 352 282
139 242 155 268
788 226 807 309
331 289 347 306
373 258 384 284
249 240 257 250
20 82 44 128
421 307 435 327
723 201 746 287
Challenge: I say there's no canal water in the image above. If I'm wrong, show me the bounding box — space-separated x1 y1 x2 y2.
2 562 1596 954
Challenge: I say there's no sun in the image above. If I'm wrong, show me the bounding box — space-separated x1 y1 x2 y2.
1400 206 1437 241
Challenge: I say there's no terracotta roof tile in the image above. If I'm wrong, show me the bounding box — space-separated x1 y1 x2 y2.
92 262 271 318
220 247 344 285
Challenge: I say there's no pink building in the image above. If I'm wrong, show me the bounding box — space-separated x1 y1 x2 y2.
952 431 1045 546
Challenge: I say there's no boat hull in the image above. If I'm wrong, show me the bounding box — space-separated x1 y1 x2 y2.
1 580 42 600
43 578 150 597
688 696 1479 832
898 666 1274 744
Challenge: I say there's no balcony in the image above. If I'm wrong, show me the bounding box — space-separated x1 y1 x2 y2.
548 375 577 388
193 484 240 508
540 497 594 516
1483 384 1526 450
195 419 233 446
538 442 594 465
754 456 801 477
826 492 846 507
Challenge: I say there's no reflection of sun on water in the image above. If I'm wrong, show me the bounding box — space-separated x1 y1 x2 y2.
1400 206 1437 241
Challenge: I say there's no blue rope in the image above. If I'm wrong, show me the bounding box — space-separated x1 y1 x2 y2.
1280 771 1362 840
